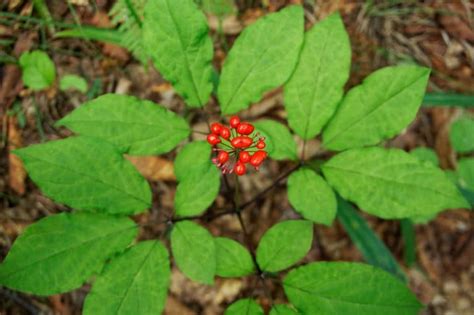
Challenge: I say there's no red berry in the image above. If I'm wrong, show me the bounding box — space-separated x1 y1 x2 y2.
231 136 253 148
220 127 231 139
239 151 250 163
234 162 246 176
236 122 254 135
256 141 266 149
229 116 240 128
217 151 229 164
210 123 222 135
250 150 267 167
207 134 221 145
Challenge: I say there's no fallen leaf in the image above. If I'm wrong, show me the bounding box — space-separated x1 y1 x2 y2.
8 116 26 195
208 15 243 35
126 156 176 182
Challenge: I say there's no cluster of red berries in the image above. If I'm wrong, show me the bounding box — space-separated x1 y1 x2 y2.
207 116 267 176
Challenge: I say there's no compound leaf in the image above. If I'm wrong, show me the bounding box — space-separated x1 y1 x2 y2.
143 0 213 107
0 212 137 295
284 13 351 139
171 221 216 284
322 147 469 219
215 237 255 277
14 136 151 215
174 141 213 182
19 50 56 90
83 241 170 315
283 262 423 315
218 5 304 114
225 299 264 315
174 142 220 217
323 66 430 151
409 147 439 166
254 120 297 160
269 305 299 315
287 168 337 225
256 220 313 272
174 165 220 217
57 94 190 155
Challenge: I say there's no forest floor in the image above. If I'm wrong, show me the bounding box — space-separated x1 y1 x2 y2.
0 0 473 314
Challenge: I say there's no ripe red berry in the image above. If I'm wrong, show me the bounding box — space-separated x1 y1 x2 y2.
234 162 246 176
239 151 250 163
256 141 266 149
210 123 222 135
231 136 253 148
219 127 231 139
207 134 221 145
236 122 254 135
229 116 240 128
217 151 229 164
250 150 267 167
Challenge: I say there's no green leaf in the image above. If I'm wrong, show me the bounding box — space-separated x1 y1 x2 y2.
215 237 255 277
322 147 469 219
256 220 313 272
457 158 474 191
59 74 88 93
14 136 151 215
449 116 474 153
323 66 430 151
171 221 216 284
57 94 190 156
287 168 337 225
0 212 137 295
19 50 56 90
174 142 221 217
225 299 264 315
218 5 304 114
337 197 406 281
269 305 299 315
143 0 213 107
284 13 351 139
175 165 220 217
174 141 212 182
253 120 297 160
283 262 423 315
83 241 170 315
409 147 439 166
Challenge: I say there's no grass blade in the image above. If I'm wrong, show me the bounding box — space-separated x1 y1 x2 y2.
337 197 406 281
400 219 416 267
422 93 474 108
55 27 124 46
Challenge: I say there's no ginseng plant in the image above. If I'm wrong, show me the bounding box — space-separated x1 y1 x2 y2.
0 1 469 314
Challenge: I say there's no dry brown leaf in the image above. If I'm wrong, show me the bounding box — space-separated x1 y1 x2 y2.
48 295 71 315
102 43 130 62
8 117 26 195
165 296 194 315
208 15 243 35
126 156 176 182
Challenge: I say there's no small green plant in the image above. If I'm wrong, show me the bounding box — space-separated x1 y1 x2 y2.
448 115 474 205
19 50 56 91
2 1 470 314
19 49 88 94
